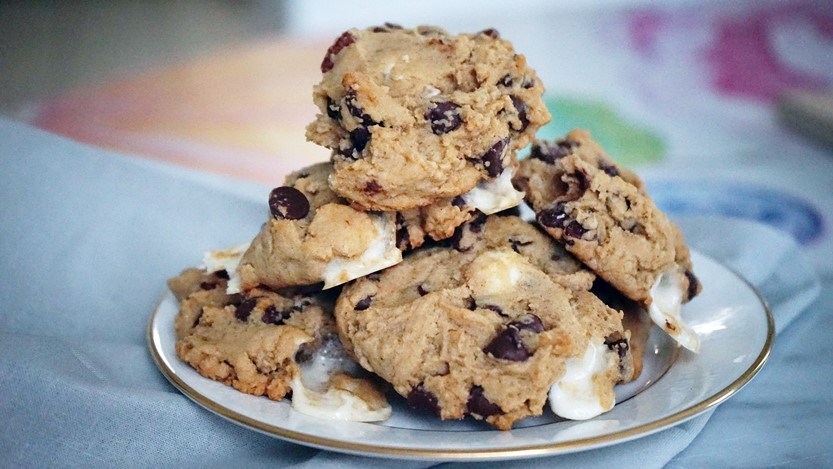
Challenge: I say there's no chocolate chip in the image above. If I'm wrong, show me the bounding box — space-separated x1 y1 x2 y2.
498 74 513 87
294 343 314 363
530 140 577 164
522 78 535 89
364 180 383 195
477 138 508 177
570 171 590 195
345 91 377 126
479 28 500 39
467 386 502 418
235 297 258 322
407 384 440 416
451 196 466 208
262 305 291 325
326 97 341 121
684 269 700 301
321 31 355 73
349 126 371 154
564 220 587 239
417 285 429 296
450 228 468 252
465 296 477 310
451 216 485 252
354 296 373 311
425 101 462 135
483 304 505 316
509 314 544 333
395 213 410 250
537 204 568 228
215 270 230 280
599 160 620 177
469 215 487 233
199 281 217 290
269 186 310 220
484 326 529 361
509 96 529 132
605 337 630 377
509 238 532 253
605 337 629 360
372 22 403 32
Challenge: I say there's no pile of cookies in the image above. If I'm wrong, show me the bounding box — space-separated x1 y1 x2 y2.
168 24 701 430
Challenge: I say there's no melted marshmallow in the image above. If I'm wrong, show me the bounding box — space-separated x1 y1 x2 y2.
290 377 392 422
290 336 391 422
322 215 402 289
202 242 250 294
648 266 700 352
298 335 361 391
549 340 614 420
461 169 525 215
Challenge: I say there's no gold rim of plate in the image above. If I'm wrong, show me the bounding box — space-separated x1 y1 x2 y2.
146 260 774 461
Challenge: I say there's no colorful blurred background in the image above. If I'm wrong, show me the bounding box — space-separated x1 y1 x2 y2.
2 0 831 261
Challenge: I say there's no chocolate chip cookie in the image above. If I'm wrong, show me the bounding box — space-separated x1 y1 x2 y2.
515 130 702 351
306 25 549 211
334 215 634 429
169 268 391 421
238 162 402 290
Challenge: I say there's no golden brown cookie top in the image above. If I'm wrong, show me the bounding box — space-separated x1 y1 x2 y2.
306 25 550 211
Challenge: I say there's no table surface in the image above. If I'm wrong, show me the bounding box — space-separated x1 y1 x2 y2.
3 1 833 467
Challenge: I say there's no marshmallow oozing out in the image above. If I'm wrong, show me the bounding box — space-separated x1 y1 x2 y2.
648 266 700 352
549 340 615 420
202 242 250 294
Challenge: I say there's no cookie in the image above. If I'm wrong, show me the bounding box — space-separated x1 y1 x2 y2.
305 24 549 211
334 215 634 429
394 175 524 250
515 129 702 351
237 162 402 290
169 267 391 421
450 214 597 292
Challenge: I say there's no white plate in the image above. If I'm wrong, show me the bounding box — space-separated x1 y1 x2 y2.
148 251 773 461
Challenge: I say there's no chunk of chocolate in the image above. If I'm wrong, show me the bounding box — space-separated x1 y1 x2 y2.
425 101 463 135
467 385 502 417
235 297 258 322
484 326 529 361
354 296 373 311
509 95 529 132
407 384 441 416
269 186 310 220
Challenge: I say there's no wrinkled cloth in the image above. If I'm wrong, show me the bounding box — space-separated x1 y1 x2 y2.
0 120 823 468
